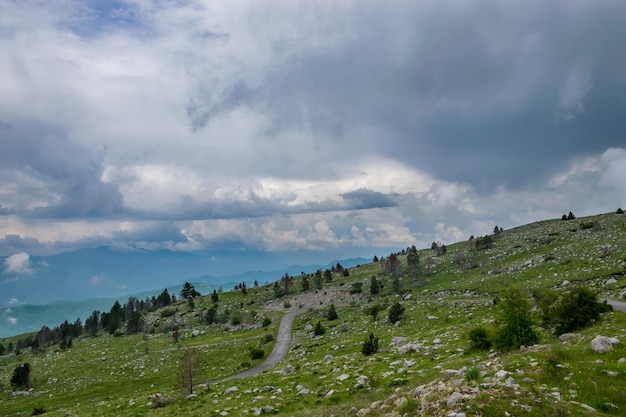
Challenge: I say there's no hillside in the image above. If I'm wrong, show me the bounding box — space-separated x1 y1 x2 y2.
1 212 625 416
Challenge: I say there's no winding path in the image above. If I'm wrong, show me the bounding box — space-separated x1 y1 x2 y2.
605 299 626 313
215 308 307 383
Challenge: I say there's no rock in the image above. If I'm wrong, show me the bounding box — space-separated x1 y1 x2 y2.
336 373 350 381
391 336 408 345
224 386 239 395
304 324 313 332
580 404 597 412
357 409 370 417
356 375 370 388
370 400 383 409
504 377 518 387
606 278 617 286
186 393 197 400
394 397 407 408
191 329 200 337
559 333 580 341
398 343 421 354
324 354 333 362
325 389 335 397
261 406 275 413
443 369 461 378
297 388 310 395
280 365 295 375
591 336 614 353
494 370 509 379
447 391 464 407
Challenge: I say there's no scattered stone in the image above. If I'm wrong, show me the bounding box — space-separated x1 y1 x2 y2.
356 375 370 388
224 386 239 395
325 390 335 397
191 329 200 337
336 373 350 381
495 370 509 379
447 391 464 406
297 388 310 395
280 365 295 375
391 336 408 345
304 324 313 332
559 333 580 342
580 403 597 412
591 336 614 353
324 354 333 362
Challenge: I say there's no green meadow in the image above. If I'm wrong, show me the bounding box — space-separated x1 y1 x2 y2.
2 211 626 416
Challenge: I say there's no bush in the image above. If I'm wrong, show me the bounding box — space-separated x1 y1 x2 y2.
495 287 539 350
552 286 612 335
361 332 379 356
314 321 326 336
10 363 31 388
465 367 480 382
249 347 265 360
262 317 272 327
231 315 242 326
370 276 380 295
261 333 274 344
327 304 338 321
468 326 492 351
388 302 405 324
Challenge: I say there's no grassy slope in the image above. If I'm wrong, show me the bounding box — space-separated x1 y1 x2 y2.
1 212 625 416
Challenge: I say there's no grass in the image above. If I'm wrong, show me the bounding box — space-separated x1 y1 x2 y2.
1 211 626 416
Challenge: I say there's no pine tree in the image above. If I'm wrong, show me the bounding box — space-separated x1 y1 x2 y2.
327 304 338 321
370 276 380 295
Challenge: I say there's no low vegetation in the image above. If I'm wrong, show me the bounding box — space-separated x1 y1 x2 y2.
1 211 626 416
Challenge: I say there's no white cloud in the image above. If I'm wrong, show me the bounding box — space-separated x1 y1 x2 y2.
3 252 33 274
7 316 17 325
89 275 105 285
7 297 19 306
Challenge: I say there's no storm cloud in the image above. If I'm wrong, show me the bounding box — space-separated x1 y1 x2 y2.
0 0 625 259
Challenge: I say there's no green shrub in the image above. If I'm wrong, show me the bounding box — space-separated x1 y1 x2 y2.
261 333 274 344
10 363 31 388
552 286 612 335
468 326 492 351
388 301 405 324
465 367 480 382
231 315 242 326
262 317 272 327
160 308 176 318
361 332 379 356
249 347 265 360
495 287 539 350
314 321 326 336
327 304 338 321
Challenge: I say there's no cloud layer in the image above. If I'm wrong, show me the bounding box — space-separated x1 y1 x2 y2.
1 0 625 260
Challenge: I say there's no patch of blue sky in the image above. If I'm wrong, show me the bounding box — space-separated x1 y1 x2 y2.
60 0 148 39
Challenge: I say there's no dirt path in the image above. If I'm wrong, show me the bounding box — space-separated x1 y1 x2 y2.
215 308 307 383
605 299 626 313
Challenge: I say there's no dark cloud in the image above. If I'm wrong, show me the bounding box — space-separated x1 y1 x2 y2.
0 122 125 219
341 189 397 210
188 1 626 190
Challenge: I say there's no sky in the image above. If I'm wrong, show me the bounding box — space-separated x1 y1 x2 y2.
1 0 626 263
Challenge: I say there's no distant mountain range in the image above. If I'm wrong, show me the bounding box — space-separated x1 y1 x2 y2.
0 246 369 337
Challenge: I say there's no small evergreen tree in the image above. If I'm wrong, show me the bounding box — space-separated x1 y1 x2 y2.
10 363 31 388
180 282 200 299
205 305 218 324
361 332 379 356
313 320 326 336
370 276 380 295
388 301 405 324
617 208 624 214
567 211 576 220
211 289 219 303
327 304 338 321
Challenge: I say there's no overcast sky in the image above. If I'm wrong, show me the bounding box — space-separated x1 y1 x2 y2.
1 0 625 261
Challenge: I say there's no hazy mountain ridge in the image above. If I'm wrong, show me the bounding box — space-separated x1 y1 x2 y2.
0 253 368 337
